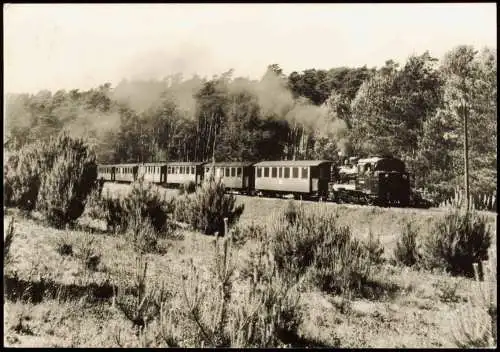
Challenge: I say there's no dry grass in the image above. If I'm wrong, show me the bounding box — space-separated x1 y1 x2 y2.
3 182 498 347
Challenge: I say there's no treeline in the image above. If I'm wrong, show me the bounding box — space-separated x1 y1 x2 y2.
4 45 497 201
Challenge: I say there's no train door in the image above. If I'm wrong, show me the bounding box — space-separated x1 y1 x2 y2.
133 166 138 181
318 164 330 197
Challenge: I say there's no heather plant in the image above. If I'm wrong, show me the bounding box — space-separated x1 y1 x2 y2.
186 174 244 235
393 221 421 267
420 210 492 277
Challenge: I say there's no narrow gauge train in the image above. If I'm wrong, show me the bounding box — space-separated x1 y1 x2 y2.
97 155 411 207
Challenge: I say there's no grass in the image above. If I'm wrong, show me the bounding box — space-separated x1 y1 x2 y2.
3 182 498 347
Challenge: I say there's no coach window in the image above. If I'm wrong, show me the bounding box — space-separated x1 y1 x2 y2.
237 167 242 177
257 167 262 178
278 167 283 178
292 167 299 178
284 167 290 179
231 167 236 177
272 167 277 178
264 167 269 178
301 167 308 179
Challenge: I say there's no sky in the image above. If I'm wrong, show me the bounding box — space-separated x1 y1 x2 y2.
3 3 497 94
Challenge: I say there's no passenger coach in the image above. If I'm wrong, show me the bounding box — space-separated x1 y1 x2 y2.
97 165 115 182
203 162 255 194
166 162 205 187
114 163 138 183
138 162 167 184
254 160 332 199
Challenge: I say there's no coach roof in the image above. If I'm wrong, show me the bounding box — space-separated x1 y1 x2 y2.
166 161 205 166
253 160 331 167
206 161 255 167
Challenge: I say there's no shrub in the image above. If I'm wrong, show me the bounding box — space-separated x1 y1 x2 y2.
121 179 170 234
178 181 197 195
36 133 98 228
363 229 385 265
74 233 101 271
311 229 371 296
55 232 74 257
420 210 492 277
4 142 46 210
284 200 299 225
114 255 168 334
187 174 244 235
90 189 128 233
127 208 160 254
89 179 171 235
171 194 194 225
450 247 497 347
230 222 266 248
179 222 304 348
393 221 420 267
270 205 373 296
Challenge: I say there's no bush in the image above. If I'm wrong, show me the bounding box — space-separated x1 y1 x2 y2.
88 189 128 233
127 208 160 254
121 179 170 234
4 142 46 210
178 227 303 347
186 174 244 235
37 135 98 228
74 233 102 271
420 210 492 277
55 233 74 257
363 229 385 265
311 228 371 296
450 248 497 347
270 205 373 296
171 195 194 225
89 179 171 235
178 181 197 195
393 221 421 267
284 200 299 225
230 222 266 248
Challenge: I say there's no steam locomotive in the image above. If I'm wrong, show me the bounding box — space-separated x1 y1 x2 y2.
97 155 413 207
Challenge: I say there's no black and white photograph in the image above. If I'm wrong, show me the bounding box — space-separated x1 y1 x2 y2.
3 3 497 348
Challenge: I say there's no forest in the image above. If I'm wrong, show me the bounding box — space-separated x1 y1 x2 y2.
4 45 497 203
